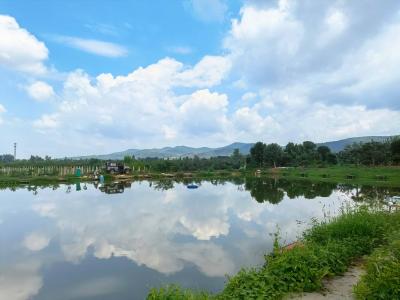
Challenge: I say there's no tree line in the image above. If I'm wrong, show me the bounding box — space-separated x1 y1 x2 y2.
1 138 399 171
248 141 337 168
247 138 400 167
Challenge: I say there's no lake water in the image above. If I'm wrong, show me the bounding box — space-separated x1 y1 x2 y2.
0 178 397 300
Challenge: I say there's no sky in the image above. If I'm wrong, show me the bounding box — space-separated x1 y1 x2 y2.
0 0 399 158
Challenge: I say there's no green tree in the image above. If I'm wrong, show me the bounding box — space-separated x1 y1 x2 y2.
231 148 244 169
250 142 266 167
391 138 400 164
123 155 134 166
303 141 317 152
317 146 331 161
264 143 283 167
0 154 14 163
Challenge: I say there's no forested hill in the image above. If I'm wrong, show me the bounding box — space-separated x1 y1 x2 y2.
74 135 397 160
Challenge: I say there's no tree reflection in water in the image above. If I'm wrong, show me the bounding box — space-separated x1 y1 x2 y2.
338 184 400 205
1 178 399 205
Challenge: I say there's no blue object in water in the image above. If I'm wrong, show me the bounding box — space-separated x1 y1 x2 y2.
99 175 105 184
187 184 198 189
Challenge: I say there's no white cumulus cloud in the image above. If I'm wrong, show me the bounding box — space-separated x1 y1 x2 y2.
26 81 55 101
32 56 232 154
0 15 48 74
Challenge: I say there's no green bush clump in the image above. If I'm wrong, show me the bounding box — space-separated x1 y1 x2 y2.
147 285 211 300
354 233 400 299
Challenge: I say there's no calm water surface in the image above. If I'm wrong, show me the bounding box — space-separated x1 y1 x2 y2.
0 179 395 300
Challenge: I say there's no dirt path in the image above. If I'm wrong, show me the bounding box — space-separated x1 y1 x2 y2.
290 266 365 300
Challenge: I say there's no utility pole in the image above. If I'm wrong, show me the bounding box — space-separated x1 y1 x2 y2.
14 142 17 160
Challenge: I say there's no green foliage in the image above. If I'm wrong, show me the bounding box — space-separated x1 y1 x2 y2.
354 233 400 300
264 143 283 168
123 155 135 165
250 142 266 167
147 285 212 300
391 138 400 164
279 165 400 187
218 209 400 299
338 140 393 166
303 207 391 249
0 154 14 163
248 140 337 168
1 138 399 176
231 148 245 169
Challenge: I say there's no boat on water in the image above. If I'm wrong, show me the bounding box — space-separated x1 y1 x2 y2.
187 184 199 189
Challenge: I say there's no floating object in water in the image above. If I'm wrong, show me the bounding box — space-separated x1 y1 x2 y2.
187 184 198 189
392 196 400 203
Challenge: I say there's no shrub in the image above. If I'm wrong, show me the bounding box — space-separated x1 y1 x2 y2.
354 233 400 299
147 285 211 300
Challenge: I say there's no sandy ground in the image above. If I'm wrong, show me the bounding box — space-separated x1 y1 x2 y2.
289 266 365 300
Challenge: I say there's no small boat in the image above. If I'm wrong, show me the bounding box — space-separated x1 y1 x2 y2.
187 184 199 189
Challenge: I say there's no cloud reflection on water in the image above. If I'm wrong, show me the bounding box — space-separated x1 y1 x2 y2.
0 179 361 299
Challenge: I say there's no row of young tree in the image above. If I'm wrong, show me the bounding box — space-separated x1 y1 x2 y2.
248 138 400 167
0 155 105 167
123 154 245 172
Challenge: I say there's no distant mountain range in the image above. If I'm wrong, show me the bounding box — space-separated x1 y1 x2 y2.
75 142 254 160
75 135 397 160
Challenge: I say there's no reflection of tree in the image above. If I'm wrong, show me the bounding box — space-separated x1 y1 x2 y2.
243 178 338 203
278 180 336 199
338 184 400 204
244 177 284 204
231 177 245 186
0 182 63 192
152 180 174 191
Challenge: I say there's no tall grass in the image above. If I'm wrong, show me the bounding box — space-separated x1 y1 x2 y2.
354 232 400 299
147 285 211 300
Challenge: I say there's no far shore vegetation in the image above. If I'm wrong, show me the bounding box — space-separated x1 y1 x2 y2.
1 138 399 187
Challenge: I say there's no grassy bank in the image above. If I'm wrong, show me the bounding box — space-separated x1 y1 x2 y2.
354 231 400 299
0 174 85 185
0 165 399 188
148 207 400 299
270 165 400 187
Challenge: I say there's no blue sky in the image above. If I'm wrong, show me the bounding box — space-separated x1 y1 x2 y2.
0 0 399 158
0 0 240 74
